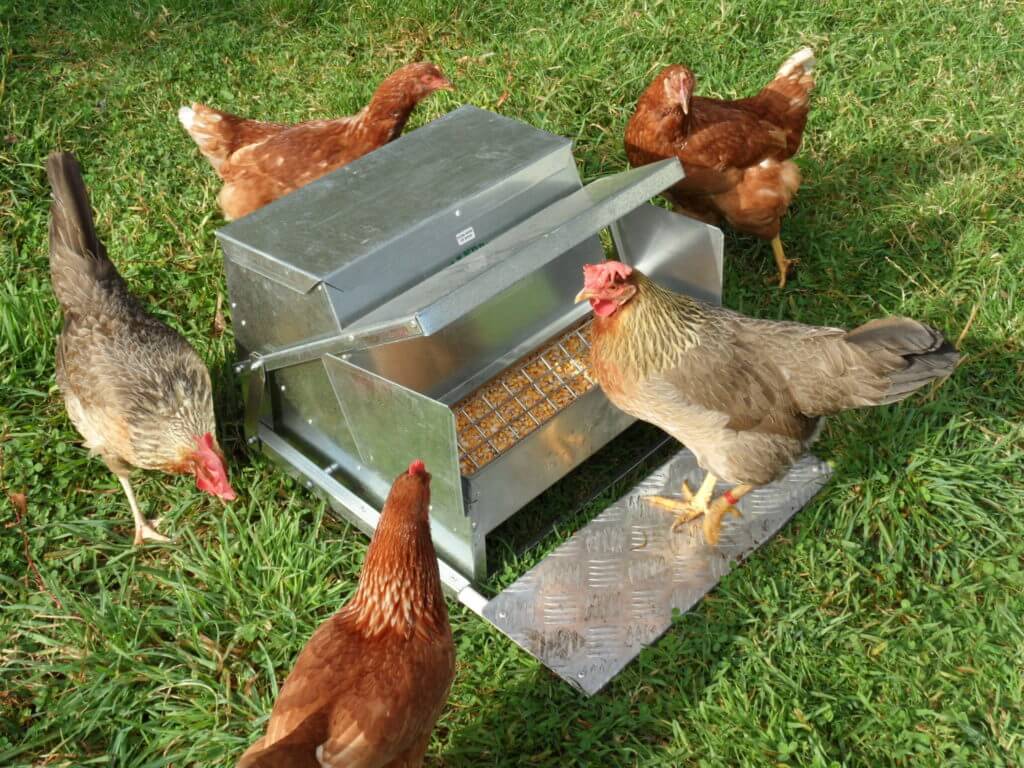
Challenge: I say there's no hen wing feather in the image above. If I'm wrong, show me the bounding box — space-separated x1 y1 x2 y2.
237 613 453 768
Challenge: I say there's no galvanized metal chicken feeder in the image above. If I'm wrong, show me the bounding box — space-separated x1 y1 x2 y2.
218 105 830 695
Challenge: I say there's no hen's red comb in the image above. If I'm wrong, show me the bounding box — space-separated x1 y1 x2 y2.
583 261 633 290
408 459 427 476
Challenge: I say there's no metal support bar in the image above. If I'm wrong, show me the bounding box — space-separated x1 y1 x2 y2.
234 316 424 377
243 361 267 445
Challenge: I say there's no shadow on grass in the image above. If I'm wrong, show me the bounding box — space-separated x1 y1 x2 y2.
436 596 749 767
718 133 1006 312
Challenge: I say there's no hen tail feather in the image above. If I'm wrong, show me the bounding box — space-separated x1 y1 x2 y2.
46 151 123 314
845 317 959 405
179 103 287 172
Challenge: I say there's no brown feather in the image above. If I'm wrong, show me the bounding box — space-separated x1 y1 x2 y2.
179 104 290 171
181 62 451 220
236 465 454 768
624 48 815 240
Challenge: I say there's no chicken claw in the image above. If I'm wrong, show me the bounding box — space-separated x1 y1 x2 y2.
119 476 170 545
134 519 171 546
647 473 750 545
647 474 716 529
701 496 743 546
666 481 704 530
771 236 798 289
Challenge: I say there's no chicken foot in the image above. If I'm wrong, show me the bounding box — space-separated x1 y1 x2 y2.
118 475 170 545
771 236 797 289
646 473 754 545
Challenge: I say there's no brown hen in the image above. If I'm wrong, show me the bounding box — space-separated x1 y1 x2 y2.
237 460 454 768
46 152 235 545
179 62 452 220
577 262 958 545
625 48 815 287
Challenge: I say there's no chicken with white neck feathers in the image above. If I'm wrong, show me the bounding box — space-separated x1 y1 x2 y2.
577 261 958 545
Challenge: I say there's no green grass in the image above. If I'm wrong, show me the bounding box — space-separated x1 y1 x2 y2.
2 0 1023 765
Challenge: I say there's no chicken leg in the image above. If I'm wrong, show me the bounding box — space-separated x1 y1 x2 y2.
118 475 170 545
771 236 796 289
646 473 754 545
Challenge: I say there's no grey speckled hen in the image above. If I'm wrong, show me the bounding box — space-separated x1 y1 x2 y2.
576 261 958 544
47 152 235 544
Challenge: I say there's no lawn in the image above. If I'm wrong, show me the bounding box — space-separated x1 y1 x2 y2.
2 0 1023 765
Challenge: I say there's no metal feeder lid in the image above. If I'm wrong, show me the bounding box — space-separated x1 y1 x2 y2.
215 106 574 295
344 158 684 343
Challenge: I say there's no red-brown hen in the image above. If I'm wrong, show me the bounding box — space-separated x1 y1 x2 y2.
625 48 815 287
180 62 452 220
237 460 454 768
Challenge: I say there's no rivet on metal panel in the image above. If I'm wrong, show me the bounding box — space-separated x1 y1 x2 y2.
247 435 258 445
324 462 339 474
240 319 246 326
307 418 313 425
455 209 461 217
230 302 237 309
304 479 313 489
280 385 287 392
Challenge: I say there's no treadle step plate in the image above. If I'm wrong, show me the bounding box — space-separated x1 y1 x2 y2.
482 450 831 695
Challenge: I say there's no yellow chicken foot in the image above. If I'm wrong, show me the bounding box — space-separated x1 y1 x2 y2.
770 236 797 289
645 473 718 530
701 484 754 545
647 474 754 545
119 475 170 545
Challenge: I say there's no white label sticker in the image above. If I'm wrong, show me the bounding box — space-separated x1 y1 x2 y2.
456 226 476 246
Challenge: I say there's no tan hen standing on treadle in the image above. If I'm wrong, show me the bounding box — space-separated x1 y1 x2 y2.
46 152 235 545
577 262 958 545
179 62 452 220
625 48 815 287
237 460 454 768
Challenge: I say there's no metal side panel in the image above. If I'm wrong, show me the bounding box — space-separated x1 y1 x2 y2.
482 451 831 695
224 257 341 355
257 425 488 616
612 203 724 306
321 354 484 580
465 386 634 536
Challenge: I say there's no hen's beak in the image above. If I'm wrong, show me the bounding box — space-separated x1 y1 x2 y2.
678 79 690 115
574 288 593 304
435 77 454 91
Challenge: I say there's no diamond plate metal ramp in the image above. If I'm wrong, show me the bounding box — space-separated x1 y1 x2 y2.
483 450 831 695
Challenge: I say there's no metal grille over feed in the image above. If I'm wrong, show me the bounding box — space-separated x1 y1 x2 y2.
453 321 596 475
